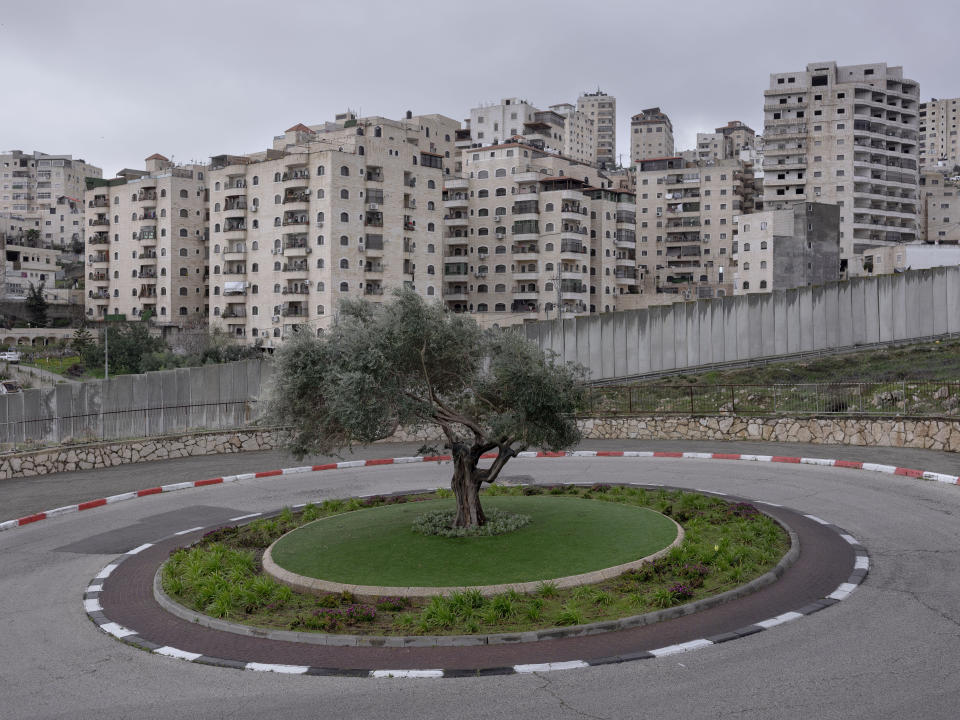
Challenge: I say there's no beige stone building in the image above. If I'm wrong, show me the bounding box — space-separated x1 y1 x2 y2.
466 98 598 167
859 243 960 276
696 121 756 162
919 97 960 169
732 202 840 294
1 150 101 248
631 108 674 166
762 61 920 275
445 141 642 326
83 155 209 328
577 91 616 169
207 112 459 347
918 168 960 245
635 156 761 301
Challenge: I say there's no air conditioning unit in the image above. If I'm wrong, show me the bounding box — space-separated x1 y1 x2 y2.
368 203 379 210
250 206 257 212
306 247 312 254
271 248 278 255
494 216 502 223
272 315 280 323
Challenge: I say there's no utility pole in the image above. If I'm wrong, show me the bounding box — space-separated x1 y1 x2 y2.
103 317 109 380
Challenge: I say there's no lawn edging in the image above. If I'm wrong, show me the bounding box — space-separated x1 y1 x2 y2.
151 485 799 648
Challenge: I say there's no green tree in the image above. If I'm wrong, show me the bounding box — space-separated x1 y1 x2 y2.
86 321 168 375
25 282 49 327
24 228 40 246
268 289 585 528
71 326 94 356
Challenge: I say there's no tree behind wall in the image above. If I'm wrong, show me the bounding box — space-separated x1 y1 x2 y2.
25 282 49 328
268 289 586 528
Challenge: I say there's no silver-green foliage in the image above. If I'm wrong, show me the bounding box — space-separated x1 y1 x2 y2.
411 508 532 538
268 289 586 460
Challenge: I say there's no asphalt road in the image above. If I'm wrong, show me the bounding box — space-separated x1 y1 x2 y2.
1 447 959 719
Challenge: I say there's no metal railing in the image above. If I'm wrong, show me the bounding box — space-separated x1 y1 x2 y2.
582 381 960 418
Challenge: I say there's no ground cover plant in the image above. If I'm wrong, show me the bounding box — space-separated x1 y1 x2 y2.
162 484 788 636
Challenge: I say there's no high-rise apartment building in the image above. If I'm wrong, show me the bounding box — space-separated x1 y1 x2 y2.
549 103 597 166
762 61 920 274
444 142 642 325
919 97 960 169
630 108 674 166
918 168 960 244
1 150 102 248
696 121 756 162
732 202 840 294
83 155 208 327
578 91 617 168
207 113 459 347
635 156 761 300
467 98 598 166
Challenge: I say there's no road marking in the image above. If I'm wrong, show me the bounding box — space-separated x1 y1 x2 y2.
828 582 859 601
246 662 310 674
804 514 830 525
513 660 589 673
173 526 204 536
840 534 860 545
100 622 136 638
126 543 153 555
83 598 102 612
229 513 262 522
155 646 201 661
95 564 118 580
756 611 803 628
650 639 713 657
370 669 444 678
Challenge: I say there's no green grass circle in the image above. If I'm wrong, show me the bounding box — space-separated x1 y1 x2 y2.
269 495 678 587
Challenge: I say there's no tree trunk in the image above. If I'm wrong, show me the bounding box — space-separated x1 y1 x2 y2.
451 452 486 528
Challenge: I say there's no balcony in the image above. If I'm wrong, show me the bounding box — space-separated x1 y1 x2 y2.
282 213 308 226
444 215 468 227
88 272 108 282
444 177 469 191
513 287 539 300
139 287 158 298
363 262 385 274
223 247 246 261
282 262 309 274
365 212 384 227
89 218 110 227
443 195 469 209
442 287 468 300
138 229 157 241
89 290 110 300
224 197 247 211
222 307 247 318
282 169 310 183
283 191 310 205
88 234 109 245
512 244 539 259
282 285 309 295
137 191 157 202
90 198 108 208
559 241 586 255
139 210 157 221
364 285 384 296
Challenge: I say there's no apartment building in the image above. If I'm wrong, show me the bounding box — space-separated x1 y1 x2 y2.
635 156 761 301
548 103 597 166
762 61 920 275
696 121 756 162
0 150 101 248
630 108 674 167
207 113 459 347
918 168 960 244
577 91 617 169
467 98 598 166
83 155 208 328
919 97 960 169
859 243 960 276
732 202 840 294
443 142 642 326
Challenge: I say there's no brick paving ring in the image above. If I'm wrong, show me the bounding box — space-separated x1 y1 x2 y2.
85 480 865 678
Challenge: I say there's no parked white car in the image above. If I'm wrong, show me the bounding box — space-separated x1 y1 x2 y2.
0 351 21 363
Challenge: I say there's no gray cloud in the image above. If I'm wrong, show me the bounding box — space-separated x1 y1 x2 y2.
1 0 955 176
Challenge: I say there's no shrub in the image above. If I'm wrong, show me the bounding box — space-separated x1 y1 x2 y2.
411 508 531 538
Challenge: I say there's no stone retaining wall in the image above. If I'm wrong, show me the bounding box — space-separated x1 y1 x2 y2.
0 428 285 479
579 415 960 453
2 415 959 480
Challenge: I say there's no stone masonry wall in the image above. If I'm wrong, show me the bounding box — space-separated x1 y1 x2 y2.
1 415 959 481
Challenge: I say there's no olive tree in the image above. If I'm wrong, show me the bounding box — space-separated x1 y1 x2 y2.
268 289 586 528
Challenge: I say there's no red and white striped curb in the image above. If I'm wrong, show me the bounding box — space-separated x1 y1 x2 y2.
3 449 958 533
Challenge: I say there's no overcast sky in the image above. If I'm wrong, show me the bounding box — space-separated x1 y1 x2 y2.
2 0 956 177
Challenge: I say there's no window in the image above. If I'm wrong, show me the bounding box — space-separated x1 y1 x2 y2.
340 189 349 199
317 165 325 176
179 189 188 198
340 166 349 176
339 282 348 292
340 212 349 222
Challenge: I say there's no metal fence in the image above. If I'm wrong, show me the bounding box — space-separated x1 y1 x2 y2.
583 381 960 417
